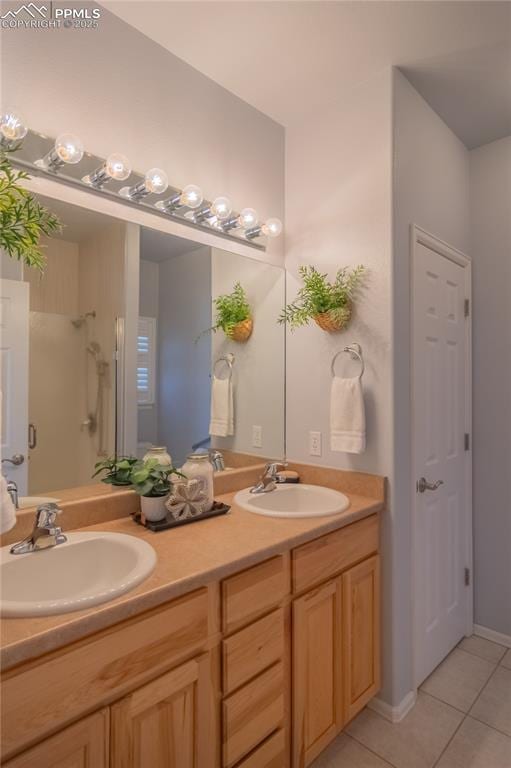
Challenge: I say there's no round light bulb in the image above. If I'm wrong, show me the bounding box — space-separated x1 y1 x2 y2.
181 184 203 209
239 207 258 228
144 167 168 194
211 196 232 220
105 153 131 181
262 217 283 238
0 109 27 142
55 133 84 164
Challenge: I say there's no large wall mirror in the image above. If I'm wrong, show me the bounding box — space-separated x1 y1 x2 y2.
1 196 285 502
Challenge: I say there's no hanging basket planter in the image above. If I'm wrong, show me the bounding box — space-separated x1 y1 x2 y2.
228 316 253 342
313 304 352 333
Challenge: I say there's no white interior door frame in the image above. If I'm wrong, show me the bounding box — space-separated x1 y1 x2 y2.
410 224 473 688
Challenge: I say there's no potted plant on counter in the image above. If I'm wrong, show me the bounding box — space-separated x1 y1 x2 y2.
92 455 138 487
279 264 366 332
130 458 185 522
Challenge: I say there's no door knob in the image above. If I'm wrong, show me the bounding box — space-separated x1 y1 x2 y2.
2 453 25 466
417 477 444 494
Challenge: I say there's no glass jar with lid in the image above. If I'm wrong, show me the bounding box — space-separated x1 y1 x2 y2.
143 446 172 466
181 453 214 511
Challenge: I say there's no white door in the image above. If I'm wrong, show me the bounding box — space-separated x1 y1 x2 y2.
0 279 29 494
412 228 471 686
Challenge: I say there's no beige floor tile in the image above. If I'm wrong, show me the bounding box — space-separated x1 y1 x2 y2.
311 733 394 768
458 635 507 663
436 716 511 768
346 692 463 768
420 648 495 712
470 666 511 736
500 649 511 670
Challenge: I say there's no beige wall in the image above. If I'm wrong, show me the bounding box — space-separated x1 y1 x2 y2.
1 5 285 266
469 136 511 637
78 222 126 473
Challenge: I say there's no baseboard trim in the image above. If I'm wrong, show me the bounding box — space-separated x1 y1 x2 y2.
474 624 511 648
367 690 417 723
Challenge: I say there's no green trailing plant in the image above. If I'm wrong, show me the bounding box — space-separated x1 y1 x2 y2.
279 264 366 330
198 282 252 341
92 456 139 486
0 151 61 272
129 458 185 498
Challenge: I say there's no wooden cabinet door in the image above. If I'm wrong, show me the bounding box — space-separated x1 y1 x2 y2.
4 709 109 768
111 654 214 768
292 579 342 768
342 555 381 722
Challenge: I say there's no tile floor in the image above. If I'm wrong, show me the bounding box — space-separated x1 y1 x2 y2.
312 635 511 768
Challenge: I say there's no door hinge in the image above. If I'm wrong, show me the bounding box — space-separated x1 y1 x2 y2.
464 298 470 317
464 433 470 451
464 567 471 586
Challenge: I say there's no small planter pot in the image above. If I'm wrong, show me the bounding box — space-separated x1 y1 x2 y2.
140 494 168 522
227 317 253 342
313 303 352 333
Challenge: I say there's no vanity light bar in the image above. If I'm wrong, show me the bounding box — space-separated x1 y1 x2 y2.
8 118 283 243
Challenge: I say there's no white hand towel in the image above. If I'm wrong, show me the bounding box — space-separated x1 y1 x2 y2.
330 375 366 454
209 376 234 437
0 474 16 534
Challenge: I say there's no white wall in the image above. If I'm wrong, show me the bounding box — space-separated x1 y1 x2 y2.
157 247 212 466
138 258 160 448
211 248 286 460
392 69 471 704
1 5 284 265
469 136 511 637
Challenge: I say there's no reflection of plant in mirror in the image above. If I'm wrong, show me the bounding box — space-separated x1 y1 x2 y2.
92 456 138 486
130 458 185 498
279 265 366 332
0 151 61 272
200 282 253 342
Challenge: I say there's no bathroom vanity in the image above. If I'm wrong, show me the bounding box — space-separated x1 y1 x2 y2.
0 465 383 768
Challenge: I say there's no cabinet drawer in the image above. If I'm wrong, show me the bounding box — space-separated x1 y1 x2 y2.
223 662 285 768
222 556 288 634
235 729 286 768
223 609 284 695
292 515 378 593
1 589 209 760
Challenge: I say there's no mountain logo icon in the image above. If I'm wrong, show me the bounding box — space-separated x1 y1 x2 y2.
1 3 48 19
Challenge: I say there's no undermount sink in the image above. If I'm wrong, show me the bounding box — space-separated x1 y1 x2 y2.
17 496 61 510
234 484 350 519
0 532 156 617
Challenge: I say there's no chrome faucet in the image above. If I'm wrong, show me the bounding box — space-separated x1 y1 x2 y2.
250 462 288 494
10 503 67 555
6 479 19 510
209 449 225 472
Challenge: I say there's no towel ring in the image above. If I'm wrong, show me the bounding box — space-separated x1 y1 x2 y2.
331 343 364 378
213 353 235 380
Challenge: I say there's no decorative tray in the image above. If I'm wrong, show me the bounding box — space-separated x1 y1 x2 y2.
132 501 231 532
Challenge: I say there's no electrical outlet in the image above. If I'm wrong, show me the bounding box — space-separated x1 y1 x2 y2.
309 430 322 456
252 425 263 448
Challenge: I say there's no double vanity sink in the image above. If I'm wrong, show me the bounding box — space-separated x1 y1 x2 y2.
0 484 350 618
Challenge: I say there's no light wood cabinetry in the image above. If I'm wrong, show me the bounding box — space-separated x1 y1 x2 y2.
3 709 109 768
1 514 381 768
110 654 213 768
342 555 381 722
292 579 343 767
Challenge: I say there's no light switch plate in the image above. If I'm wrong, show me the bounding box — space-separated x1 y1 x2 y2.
252 425 263 448
309 431 322 456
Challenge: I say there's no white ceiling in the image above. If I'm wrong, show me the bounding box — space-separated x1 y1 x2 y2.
105 0 511 149
37 196 119 243
140 227 204 262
